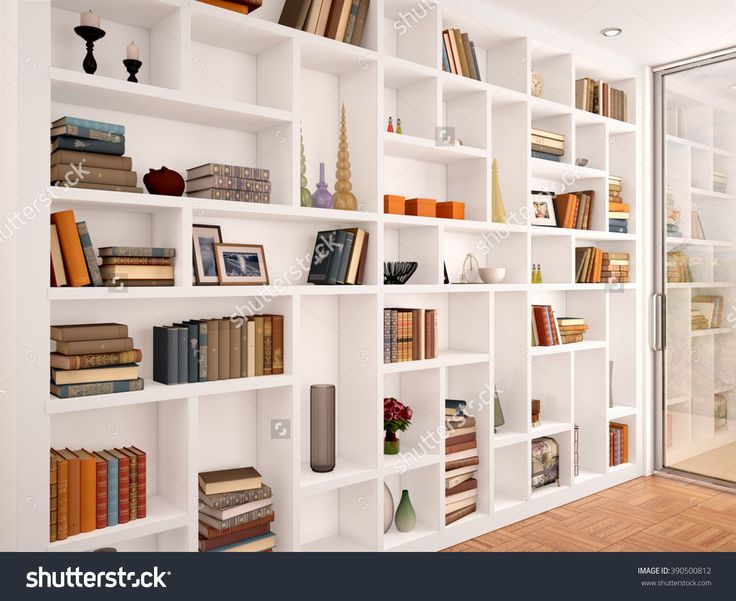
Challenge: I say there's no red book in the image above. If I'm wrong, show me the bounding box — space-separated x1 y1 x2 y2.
106 449 129 524
127 446 146 518
532 306 553 346
90 450 107 529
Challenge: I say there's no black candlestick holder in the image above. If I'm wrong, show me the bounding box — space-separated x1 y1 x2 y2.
123 59 142 83
74 25 106 74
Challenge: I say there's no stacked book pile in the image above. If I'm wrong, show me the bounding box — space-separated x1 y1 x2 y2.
278 0 370 47
198 467 276 552
50 117 141 193
692 295 724 330
531 128 565 162
691 310 709 331
667 251 691 283
383 308 438 363
441 28 481 80
50 209 102 288
99 246 176 287
666 187 682 237
153 314 284 385
714 171 728 193
608 175 629 233
50 323 143 398
609 422 628 466
531 304 560 347
197 0 261 16
445 400 477 525
601 252 630 283
50 446 146 543
307 228 370 285
554 190 594 229
578 248 631 284
575 78 628 122
186 163 271 204
556 317 588 344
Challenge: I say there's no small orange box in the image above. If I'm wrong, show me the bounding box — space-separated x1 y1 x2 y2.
384 194 406 215
437 201 465 219
406 198 437 217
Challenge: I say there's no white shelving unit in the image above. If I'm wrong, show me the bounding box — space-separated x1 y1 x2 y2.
7 0 643 552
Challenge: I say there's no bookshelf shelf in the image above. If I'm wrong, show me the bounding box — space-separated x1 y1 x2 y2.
383 523 438 551
383 132 487 163
383 453 441 476
691 327 732 337
529 340 606 356
608 405 638 420
531 421 572 438
381 351 491 374
299 460 377 497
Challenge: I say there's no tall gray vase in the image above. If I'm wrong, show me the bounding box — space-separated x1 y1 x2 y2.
310 384 335 472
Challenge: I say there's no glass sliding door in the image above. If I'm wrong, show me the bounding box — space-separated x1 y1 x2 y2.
656 52 736 484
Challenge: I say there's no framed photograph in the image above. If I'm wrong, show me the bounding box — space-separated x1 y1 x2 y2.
214 243 269 286
192 224 222 285
530 192 557 227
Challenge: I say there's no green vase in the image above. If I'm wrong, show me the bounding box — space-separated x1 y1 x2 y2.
394 489 416 532
384 431 399 455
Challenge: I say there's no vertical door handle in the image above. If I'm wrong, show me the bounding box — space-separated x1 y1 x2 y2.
651 293 666 351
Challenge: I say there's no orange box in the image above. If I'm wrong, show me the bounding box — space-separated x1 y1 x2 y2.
436 201 465 219
406 198 436 217
384 194 406 215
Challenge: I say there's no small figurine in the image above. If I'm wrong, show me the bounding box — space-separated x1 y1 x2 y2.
387 116 394 133
396 118 403 134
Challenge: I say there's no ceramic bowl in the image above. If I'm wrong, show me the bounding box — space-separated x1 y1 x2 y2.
478 267 506 284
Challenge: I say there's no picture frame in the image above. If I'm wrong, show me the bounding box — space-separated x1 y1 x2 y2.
530 191 557 227
214 243 269 286
192 224 223 285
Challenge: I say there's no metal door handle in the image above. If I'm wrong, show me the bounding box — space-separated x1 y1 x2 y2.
651 293 666 351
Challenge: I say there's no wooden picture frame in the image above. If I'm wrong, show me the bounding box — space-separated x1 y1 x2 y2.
214 243 269 285
192 224 223 285
530 192 558 227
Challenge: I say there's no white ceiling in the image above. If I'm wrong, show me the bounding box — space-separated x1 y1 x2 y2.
490 0 736 66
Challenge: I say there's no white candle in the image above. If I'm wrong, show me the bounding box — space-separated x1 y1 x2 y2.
80 10 100 28
126 42 139 61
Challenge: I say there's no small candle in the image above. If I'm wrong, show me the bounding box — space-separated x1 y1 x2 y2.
126 42 139 60
80 10 100 28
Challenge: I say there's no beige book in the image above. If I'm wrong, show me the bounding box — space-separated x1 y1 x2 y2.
198 466 262 495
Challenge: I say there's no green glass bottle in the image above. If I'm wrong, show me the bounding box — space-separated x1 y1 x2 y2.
394 489 416 532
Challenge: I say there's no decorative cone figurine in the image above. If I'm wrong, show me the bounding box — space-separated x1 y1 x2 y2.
491 158 507 223
300 125 312 207
311 162 333 209
387 116 394 133
333 104 358 211
396 118 403 134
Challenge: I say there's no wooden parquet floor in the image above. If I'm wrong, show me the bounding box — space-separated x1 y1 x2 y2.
442 476 736 552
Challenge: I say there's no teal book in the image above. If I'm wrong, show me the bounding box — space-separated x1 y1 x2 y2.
335 231 354 284
50 378 144 398
51 135 125 156
210 532 276 552
76 221 103 286
343 0 361 43
52 116 124 135
442 42 451 72
96 451 118 527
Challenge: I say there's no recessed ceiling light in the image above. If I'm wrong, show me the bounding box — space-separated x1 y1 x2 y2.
601 27 622 37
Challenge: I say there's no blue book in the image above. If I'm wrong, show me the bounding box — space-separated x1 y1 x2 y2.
76 221 103 286
52 135 125 156
336 231 354 284
210 532 276 552
445 399 467 410
609 225 628 233
442 42 451 72
96 451 118 527
175 322 199 383
469 41 481 81
531 150 560 162
52 116 125 135
608 218 629 228
326 230 348 285
50 378 144 398
343 0 361 43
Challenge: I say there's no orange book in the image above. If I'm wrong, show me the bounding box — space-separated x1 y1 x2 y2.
73 449 97 533
554 193 578 229
50 210 90 287
54 449 80 536
196 0 249 15
608 201 630 212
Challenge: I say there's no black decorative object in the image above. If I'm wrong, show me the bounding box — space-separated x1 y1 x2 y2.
74 26 106 75
443 262 449 284
384 261 418 285
123 59 142 83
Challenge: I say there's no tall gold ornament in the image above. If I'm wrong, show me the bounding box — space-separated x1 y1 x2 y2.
333 104 358 211
491 159 507 223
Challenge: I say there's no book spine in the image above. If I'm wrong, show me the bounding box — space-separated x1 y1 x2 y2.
271 315 284 375
50 456 57 543
74 221 103 286
201 485 272 510
52 164 137 187
52 378 144 398
128 454 138 520
54 125 123 143
176 328 187 384
98 247 176 258
343 0 360 42
51 210 90 287
390 309 398 362
153 327 179 385
198 322 208 382
188 164 270 181
107 458 118 527
383 309 390 363
218 319 231 379
349 0 369 46
255 317 264 376
117 457 130 524
206 505 274 530
54 136 125 156
200 513 275 539
60 117 125 135
442 40 451 72
189 188 271 203
101 256 173 265
79 457 96 533
56 459 68 540
230 319 242 379
187 323 198 383
136 453 146 519
469 41 481 81
207 320 219 381
95 458 107 529
52 349 142 370
263 316 273 375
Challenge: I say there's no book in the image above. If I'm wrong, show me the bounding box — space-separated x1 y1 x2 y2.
94 451 118 527
52 116 125 136
51 210 90 287
53 337 134 356
199 497 273 521
98 247 176 258
198 523 270 552
198 513 274 539
51 163 137 188
50 224 67 287
180 322 200 383
101 256 173 266
336 231 354 284
51 363 139 385
196 0 251 14
73 449 98 533
51 136 124 156
531 128 565 142
453 29 469 77
74 222 103 286
446 477 477 496
445 488 477 506
54 452 68 540
50 454 57 543
342 0 360 42
199 483 272 510
105 449 129 524
99 264 174 280
461 33 477 79
229 319 241 379
531 150 560 161
331 0 353 41
50 323 128 342
51 149 132 171
445 455 480 472
199 467 262 495
186 163 269 181
278 0 312 29
209 532 276 552
186 174 272 193
218 319 231 379
443 31 457 74
89 451 107 529
446 495 476 514
446 440 476 454
272 315 284 375
206 318 219 381
445 503 476 525
119 448 138 520
303 0 324 33
189 320 209 381
174 326 188 384
50 124 123 144
254 316 265 376
469 41 481 80
59 180 143 193
103 279 175 287
246 319 256 377
187 188 270 203
263 315 272 375
154 326 179 385
441 39 451 72
51 378 144 398
350 0 369 46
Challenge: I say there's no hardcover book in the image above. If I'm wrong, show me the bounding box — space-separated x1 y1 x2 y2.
50 210 90 287
51 451 69 540
199 466 262 496
50 378 144 399
50 323 128 342
98 247 176 258
153 326 179 385
94 450 118 527
105 449 130 524
51 136 124 156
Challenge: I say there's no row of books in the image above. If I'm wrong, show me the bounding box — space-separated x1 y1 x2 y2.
667 251 691 283
441 28 481 80
198 467 276 552
575 78 628 122
531 128 565 162
278 0 370 47
609 422 628 466
50 323 143 398
51 209 177 287
445 400 477 525
608 175 629 233
554 189 594 230
154 315 284 385
383 308 438 363
691 206 706 240
692 295 724 330
307 228 370 285
532 305 587 346
50 446 146 543
50 117 142 193
713 171 728 194
186 163 272 204
575 248 630 284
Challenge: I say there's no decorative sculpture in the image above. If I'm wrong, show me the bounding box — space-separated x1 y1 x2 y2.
300 125 312 207
491 158 507 223
333 105 358 211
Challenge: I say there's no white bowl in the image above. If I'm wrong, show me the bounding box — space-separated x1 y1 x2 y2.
478 267 506 284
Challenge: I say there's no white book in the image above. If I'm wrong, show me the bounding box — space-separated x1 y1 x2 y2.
445 448 478 462
445 488 477 505
445 464 478 481
445 495 476 514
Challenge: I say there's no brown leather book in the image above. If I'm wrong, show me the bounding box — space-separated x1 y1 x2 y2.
446 477 478 497
206 319 219 381
240 317 248 378
218 319 231 379
446 440 477 454
127 446 146 518
197 0 249 15
355 231 369 285
445 432 476 446
119 448 138 520
72 449 96 533
50 454 57 543
53 451 68 540
199 513 275 539
198 523 270 552
87 450 107 529
50 210 90 287
229 318 241 379
271 315 283 375
54 449 80 536
445 455 480 472
254 316 265 376
54 338 134 356
453 29 469 77
349 0 369 46
51 164 138 188
445 503 476 525
263 316 273 375
51 149 133 171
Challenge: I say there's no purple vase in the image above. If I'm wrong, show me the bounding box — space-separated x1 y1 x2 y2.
311 162 333 209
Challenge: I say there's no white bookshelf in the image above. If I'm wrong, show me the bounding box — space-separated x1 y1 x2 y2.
8 0 643 552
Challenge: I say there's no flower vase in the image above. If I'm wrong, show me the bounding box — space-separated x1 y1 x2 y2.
311 162 333 209
394 489 416 532
384 430 400 455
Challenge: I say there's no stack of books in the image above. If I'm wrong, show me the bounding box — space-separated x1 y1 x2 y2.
441 28 481 80
531 128 565 162
197 0 261 16
609 422 628 466
554 190 594 229
198 467 276 552
666 187 682 237
608 175 629 233
186 163 271 203
383 308 438 363
50 446 146 542
98 247 176 287
445 400 477 525
278 0 370 47
713 171 728 193
601 252 630 283
692 310 709 331
307 228 370 285
667 251 691 283
556 317 588 344
50 323 143 398
575 78 628 122
50 117 141 193
692 295 724 330
531 304 561 347
50 209 102 288
153 315 284 385
575 247 603 283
